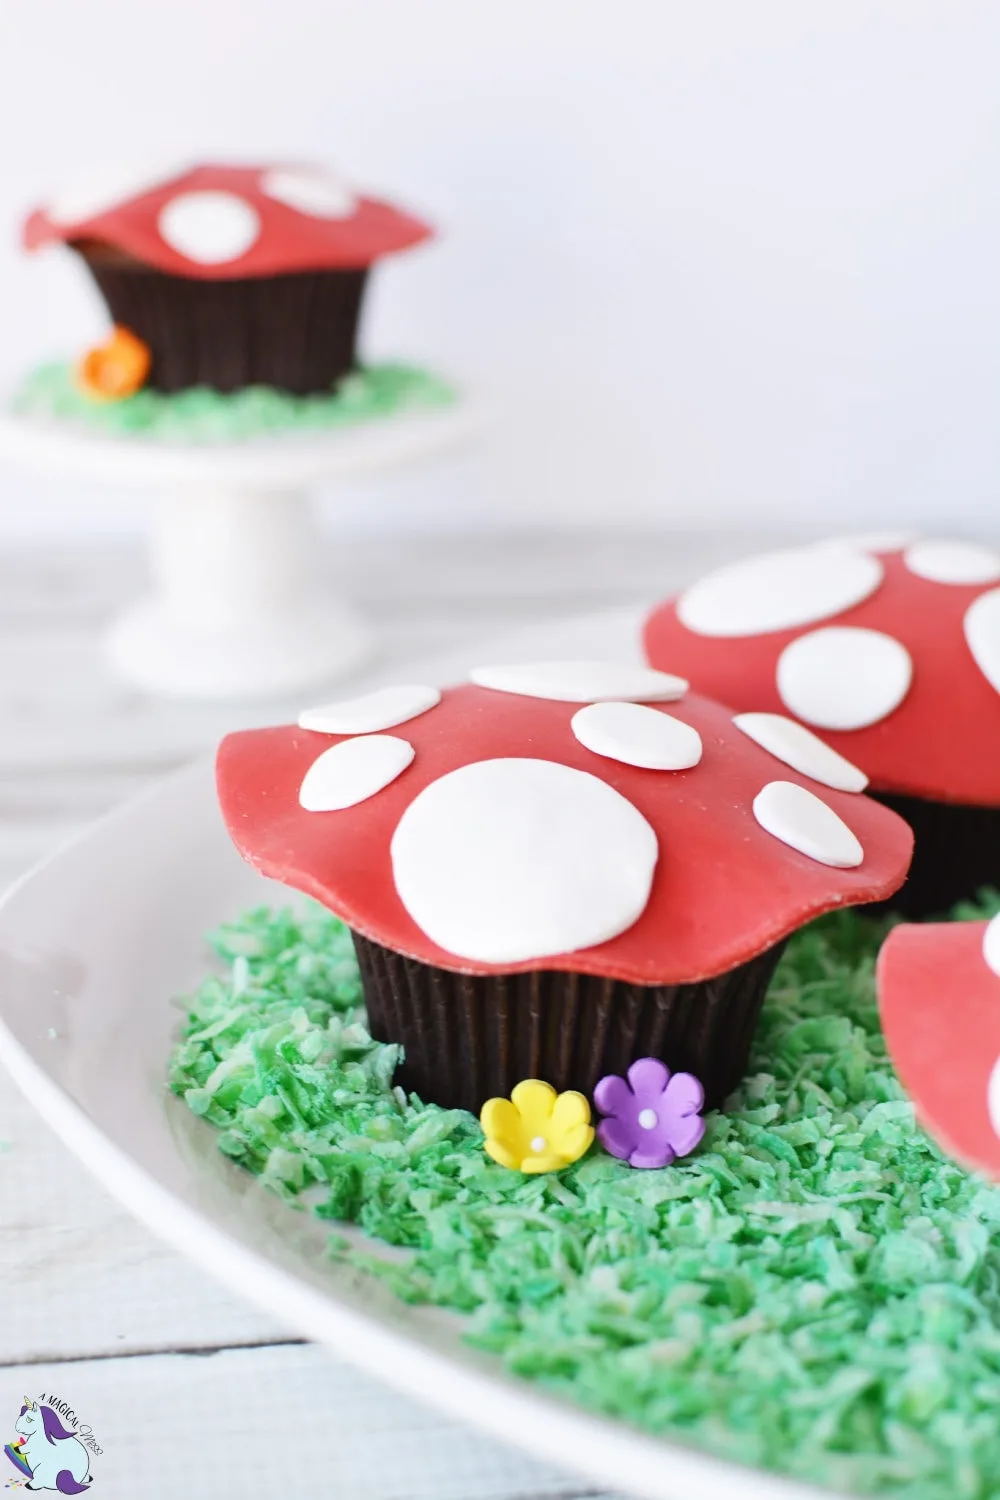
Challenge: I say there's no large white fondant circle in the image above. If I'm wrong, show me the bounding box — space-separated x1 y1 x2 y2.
159 190 261 264
676 547 883 638
390 757 658 963
776 626 912 731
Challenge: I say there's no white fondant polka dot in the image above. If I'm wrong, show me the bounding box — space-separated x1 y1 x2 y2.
776 627 912 731
571 701 702 770
987 1054 1000 1142
298 684 440 735
299 735 413 812
390 757 658 964
260 167 357 219
964 589 1000 697
752 780 863 869
637 1109 658 1130
983 914 1000 979
530 1136 547 1153
904 539 1000 586
816 531 914 555
989 1056 1000 1134
47 161 184 225
469 661 687 704
158 191 260 264
732 712 868 793
676 547 883 638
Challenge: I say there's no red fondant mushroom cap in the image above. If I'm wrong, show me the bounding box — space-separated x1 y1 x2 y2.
217 662 912 985
24 162 432 279
878 916 1000 1177
643 535 1000 806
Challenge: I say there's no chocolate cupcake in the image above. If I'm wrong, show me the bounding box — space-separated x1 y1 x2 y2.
644 535 1000 917
216 662 911 1114
23 162 432 395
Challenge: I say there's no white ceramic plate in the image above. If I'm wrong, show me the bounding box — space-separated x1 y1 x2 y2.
0 609 838 1500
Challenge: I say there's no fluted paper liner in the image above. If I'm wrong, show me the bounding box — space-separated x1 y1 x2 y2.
76 244 367 394
353 934 787 1114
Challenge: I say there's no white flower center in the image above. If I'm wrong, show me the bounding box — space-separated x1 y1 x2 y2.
530 1136 547 1153
637 1108 659 1130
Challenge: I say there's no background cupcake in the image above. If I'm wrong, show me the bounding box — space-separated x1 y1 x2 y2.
644 535 1000 915
217 662 912 1112
24 162 433 395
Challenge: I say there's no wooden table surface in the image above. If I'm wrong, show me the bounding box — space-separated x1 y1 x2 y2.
0 528 770 1499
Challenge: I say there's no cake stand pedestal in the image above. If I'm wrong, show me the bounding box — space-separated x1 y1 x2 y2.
0 403 472 699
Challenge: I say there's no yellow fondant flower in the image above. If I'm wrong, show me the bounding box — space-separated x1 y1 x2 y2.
480 1079 594 1173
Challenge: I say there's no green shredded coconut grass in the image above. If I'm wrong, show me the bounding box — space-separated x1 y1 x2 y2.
12 361 455 443
169 897 1000 1499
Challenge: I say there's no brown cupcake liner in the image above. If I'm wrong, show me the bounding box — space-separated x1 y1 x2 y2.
352 933 787 1114
869 793 1000 919
74 245 368 395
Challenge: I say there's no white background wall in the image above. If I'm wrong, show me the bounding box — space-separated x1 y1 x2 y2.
0 0 997 540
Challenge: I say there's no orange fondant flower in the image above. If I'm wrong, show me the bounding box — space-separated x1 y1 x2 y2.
76 325 151 401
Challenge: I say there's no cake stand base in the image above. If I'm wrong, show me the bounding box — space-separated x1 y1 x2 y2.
106 596 373 701
101 483 378 701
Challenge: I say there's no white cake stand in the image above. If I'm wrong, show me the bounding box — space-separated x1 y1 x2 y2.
0 401 472 699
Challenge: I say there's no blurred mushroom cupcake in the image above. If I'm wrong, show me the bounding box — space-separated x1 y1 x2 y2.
24 162 432 395
644 535 1000 915
217 663 912 1113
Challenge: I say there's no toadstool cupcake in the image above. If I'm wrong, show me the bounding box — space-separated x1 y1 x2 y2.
216 662 912 1113
877 913 1000 1178
643 535 1000 916
24 162 432 395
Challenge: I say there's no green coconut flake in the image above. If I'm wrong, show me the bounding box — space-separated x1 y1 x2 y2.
169 898 1000 1499
12 361 455 443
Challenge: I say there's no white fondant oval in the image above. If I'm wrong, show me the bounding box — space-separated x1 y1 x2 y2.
732 712 868 793
158 190 260 264
48 161 185 225
298 684 440 735
904 540 1000 586
752 780 864 869
469 661 687 704
260 168 357 220
676 547 883 638
987 1054 1000 1143
299 735 414 812
571 701 702 770
776 626 912 731
964 589 1000 697
983 914 1000 979
390 757 658 964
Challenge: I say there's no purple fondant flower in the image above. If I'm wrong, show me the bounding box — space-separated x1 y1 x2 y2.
593 1058 705 1169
